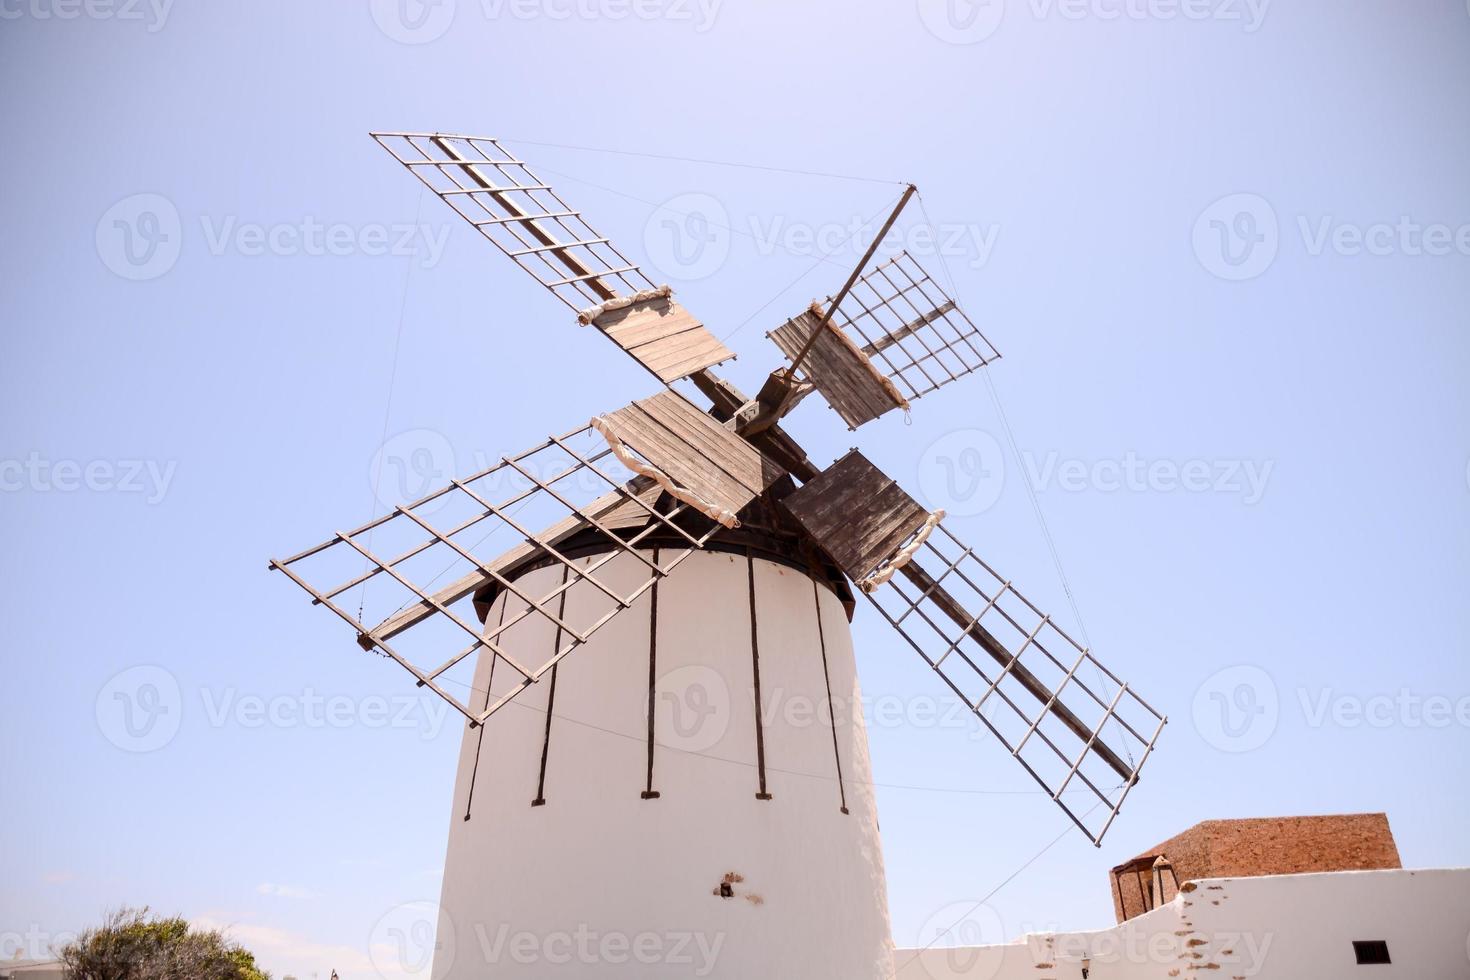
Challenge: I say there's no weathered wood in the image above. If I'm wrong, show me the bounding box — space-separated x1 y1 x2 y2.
780 183 917 387
781 451 930 580
367 390 785 645
770 310 907 429
368 477 661 644
593 295 733 383
791 317 876 425
862 299 957 356
605 404 754 510
895 559 1134 782
687 371 820 482
640 331 734 383
601 391 785 517
782 450 1136 782
381 135 729 386
431 136 616 302
596 295 702 346
639 394 772 495
825 252 1002 405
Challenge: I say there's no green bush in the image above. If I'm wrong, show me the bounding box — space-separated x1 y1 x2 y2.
59 907 270 980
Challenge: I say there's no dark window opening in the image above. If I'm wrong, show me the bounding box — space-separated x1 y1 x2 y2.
1353 940 1391 965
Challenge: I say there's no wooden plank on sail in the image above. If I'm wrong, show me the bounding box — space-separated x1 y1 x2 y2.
770 307 907 429
593 295 733 383
781 450 930 580
599 390 785 518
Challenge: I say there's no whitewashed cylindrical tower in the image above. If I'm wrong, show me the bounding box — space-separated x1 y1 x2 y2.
431 521 894 978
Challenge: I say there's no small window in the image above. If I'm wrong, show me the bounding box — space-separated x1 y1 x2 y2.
1352 940 1391 965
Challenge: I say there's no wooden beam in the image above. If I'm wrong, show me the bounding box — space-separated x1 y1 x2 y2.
366 372 808 646
769 310 908 429
364 477 658 645
687 370 819 480
767 183 917 426
896 560 1135 783
861 299 957 357
431 136 616 302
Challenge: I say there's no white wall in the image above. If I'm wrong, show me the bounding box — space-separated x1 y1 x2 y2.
434 549 894 979
0 964 64 980
894 868 1470 980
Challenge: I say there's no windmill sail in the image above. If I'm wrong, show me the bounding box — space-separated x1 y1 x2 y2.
372 132 734 383
273 132 1166 849
782 451 1165 845
270 392 784 726
769 252 1000 428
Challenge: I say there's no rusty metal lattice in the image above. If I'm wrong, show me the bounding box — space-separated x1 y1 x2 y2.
863 522 1166 846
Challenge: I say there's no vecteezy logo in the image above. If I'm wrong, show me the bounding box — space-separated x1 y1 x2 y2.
96 666 183 752
96 194 182 281
915 900 1006 980
370 901 454 979
371 0 456 44
916 0 1005 44
917 428 1005 516
370 429 456 512
1192 664 1278 752
1192 193 1279 281
654 665 731 753
642 192 731 281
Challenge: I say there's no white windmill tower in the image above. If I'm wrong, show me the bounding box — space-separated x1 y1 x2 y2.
270 133 1167 979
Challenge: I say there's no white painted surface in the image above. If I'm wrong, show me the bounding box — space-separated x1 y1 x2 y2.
894 867 1470 979
434 549 894 978
0 963 64 980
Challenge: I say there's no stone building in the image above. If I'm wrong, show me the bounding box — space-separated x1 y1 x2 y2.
1109 813 1402 922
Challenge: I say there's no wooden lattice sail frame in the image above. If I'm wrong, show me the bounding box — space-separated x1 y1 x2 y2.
270 392 784 726
781 451 1165 845
372 132 734 383
770 251 1001 428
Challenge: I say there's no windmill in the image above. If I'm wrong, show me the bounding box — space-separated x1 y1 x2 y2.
269 133 1167 979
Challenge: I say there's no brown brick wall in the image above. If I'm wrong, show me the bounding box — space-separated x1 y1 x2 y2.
1111 870 1145 925
1111 822 1212 922
1111 813 1400 922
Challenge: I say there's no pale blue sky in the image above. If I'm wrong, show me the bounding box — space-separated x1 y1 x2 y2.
2 1 1468 977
